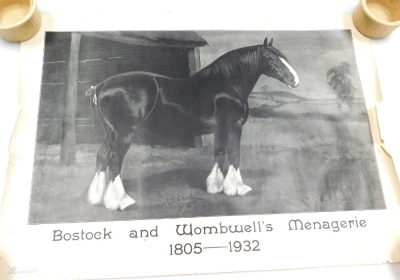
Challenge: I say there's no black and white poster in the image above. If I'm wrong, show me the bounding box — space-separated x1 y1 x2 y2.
0 12 399 280
29 29 384 224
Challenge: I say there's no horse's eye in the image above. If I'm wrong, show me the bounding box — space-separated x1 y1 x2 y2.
263 54 273 61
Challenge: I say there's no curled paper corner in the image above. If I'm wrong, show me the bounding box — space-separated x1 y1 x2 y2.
368 103 390 155
376 102 397 153
375 101 400 187
381 142 391 156
375 102 386 144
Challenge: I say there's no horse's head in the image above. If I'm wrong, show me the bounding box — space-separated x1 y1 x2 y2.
260 37 299 89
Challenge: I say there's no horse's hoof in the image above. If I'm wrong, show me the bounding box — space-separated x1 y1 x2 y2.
223 165 243 196
87 172 106 205
207 183 224 194
121 201 138 211
206 163 224 194
237 184 252 196
223 185 237 196
104 181 120 211
103 175 137 211
119 195 136 210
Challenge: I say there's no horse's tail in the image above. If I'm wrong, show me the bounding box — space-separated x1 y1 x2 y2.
85 85 99 109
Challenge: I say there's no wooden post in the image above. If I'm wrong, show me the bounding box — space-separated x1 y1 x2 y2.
188 47 201 75
61 33 81 165
188 48 206 147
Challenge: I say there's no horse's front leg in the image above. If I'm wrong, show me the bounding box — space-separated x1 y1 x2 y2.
103 132 136 211
206 128 226 194
222 120 252 196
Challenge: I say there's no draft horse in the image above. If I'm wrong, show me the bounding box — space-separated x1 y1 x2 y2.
86 37 299 211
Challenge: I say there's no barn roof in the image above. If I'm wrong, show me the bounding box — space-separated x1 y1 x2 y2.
80 31 208 48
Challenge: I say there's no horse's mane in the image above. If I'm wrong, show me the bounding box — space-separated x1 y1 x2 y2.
191 45 262 83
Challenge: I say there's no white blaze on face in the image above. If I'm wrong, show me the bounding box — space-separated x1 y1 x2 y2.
279 57 299 88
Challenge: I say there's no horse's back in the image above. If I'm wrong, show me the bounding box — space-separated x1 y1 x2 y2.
97 71 170 91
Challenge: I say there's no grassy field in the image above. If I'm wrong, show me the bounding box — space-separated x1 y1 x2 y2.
28 95 385 224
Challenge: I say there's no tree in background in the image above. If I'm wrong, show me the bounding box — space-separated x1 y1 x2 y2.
327 62 354 108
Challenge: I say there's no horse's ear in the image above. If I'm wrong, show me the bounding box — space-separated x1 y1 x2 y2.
263 37 269 48
263 37 273 48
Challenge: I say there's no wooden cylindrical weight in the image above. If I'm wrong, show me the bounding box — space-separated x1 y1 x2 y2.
352 0 400 38
0 0 41 42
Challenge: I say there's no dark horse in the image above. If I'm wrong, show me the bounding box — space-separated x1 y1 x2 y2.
86 37 299 211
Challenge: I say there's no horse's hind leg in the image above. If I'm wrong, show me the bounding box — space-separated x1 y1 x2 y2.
87 130 113 205
103 131 136 211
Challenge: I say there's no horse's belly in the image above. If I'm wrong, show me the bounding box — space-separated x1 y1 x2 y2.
141 105 209 147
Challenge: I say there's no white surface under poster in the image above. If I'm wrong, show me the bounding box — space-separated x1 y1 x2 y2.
0 11 399 280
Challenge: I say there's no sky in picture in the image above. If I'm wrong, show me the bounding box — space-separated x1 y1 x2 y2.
196 30 363 100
